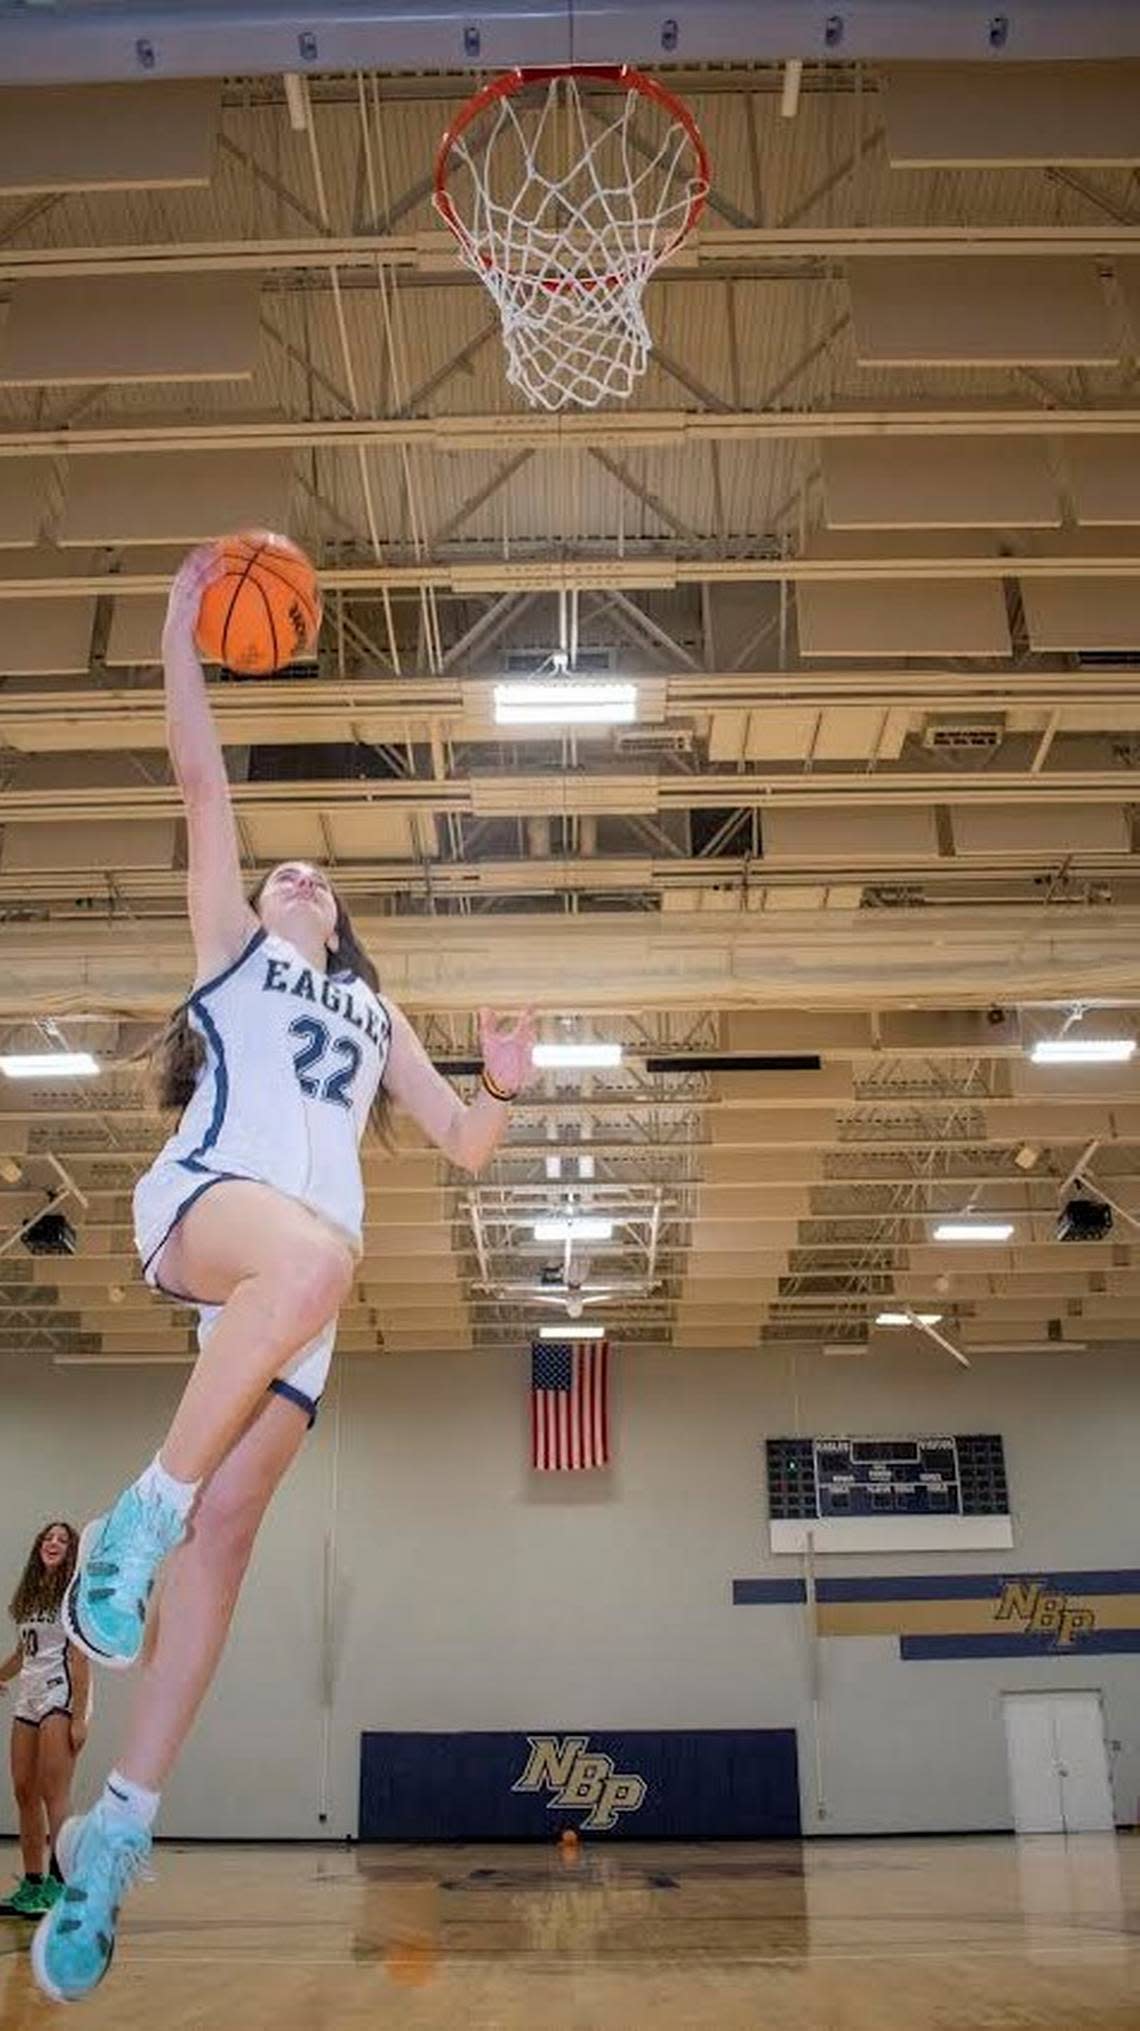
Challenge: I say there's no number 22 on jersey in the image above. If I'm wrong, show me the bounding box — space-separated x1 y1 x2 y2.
289 1015 363 1109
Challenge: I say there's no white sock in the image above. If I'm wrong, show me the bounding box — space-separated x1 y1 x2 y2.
133 1454 199 1522
103 1770 161 1832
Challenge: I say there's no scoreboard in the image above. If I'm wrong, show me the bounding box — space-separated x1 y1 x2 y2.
766 1434 1011 1553
817 1435 960 1516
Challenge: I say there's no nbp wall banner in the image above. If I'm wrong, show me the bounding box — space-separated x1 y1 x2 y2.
360 1729 801 1840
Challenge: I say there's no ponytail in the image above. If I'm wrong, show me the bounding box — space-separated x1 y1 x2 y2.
146 1003 204 1112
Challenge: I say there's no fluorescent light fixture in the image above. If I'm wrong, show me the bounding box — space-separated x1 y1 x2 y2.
536 1322 605 1342
1030 1038 1136 1064
544 1154 562 1182
532 1042 623 1070
0 1052 98 1079
876 1310 943 1328
533 1218 614 1243
933 1222 1015 1243
577 1154 595 1181
493 680 637 727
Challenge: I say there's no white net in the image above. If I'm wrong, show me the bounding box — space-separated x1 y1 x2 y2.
435 70 708 412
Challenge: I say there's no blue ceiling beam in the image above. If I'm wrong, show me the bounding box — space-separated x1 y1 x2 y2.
1 1 1140 85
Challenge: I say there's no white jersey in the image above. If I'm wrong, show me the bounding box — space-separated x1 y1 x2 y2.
14 1613 88 1726
134 925 390 1284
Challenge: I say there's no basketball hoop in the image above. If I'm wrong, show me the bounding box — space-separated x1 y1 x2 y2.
434 65 710 411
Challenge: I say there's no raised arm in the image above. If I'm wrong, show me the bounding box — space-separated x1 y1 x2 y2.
162 549 257 983
384 1005 534 1175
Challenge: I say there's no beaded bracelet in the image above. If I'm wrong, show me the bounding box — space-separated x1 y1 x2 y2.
481 1066 518 1104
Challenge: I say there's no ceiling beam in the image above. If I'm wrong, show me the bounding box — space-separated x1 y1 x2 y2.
1 768 1139 827
4 227 1140 288
5 667 1140 754
6 406 1140 462
4 858 1136 915
4 4 1140 84
4 548 1140 599
2 906 1139 1017
588 450 707 548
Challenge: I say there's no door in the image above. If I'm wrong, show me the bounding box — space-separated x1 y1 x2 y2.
1003 1691 1115 1834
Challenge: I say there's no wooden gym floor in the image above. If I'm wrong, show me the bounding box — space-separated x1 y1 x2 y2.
2 1832 1138 2028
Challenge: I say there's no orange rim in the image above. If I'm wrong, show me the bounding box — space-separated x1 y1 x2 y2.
433 64 710 293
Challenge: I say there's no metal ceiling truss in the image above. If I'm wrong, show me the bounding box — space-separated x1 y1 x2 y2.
2 55 1140 1361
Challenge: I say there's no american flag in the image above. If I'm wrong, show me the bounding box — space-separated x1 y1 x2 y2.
530 1340 609 1471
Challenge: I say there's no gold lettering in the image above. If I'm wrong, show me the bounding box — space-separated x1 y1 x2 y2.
512 1736 589 1794
996 1582 1040 1623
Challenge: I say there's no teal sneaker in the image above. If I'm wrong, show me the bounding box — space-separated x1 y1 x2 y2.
63 1483 186 1670
0 1875 51 1918
31 1804 151 2003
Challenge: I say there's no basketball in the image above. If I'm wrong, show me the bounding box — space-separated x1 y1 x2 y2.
194 530 322 675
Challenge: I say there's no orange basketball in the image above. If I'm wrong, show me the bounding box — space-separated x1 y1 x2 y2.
194 530 322 675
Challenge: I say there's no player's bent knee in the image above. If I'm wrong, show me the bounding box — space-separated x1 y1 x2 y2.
262 1235 353 1336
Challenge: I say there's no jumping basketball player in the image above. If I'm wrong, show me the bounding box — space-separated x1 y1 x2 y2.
1 1522 90 1920
33 547 534 2002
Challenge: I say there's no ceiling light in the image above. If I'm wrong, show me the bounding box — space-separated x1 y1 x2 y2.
0 1155 22 1183
876 1311 943 1328
536 1322 606 1341
577 1154 595 1181
1030 1038 1136 1064
0 1052 99 1079
532 1042 623 1070
933 1222 1014 1243
545 1154 562 1181
533 1218 614 1243
494 680 637 727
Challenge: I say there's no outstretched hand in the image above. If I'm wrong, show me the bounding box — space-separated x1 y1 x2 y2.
163 544 223 648
480 1008 536 1099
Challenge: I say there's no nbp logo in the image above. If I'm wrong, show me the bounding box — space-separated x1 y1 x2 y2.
512 1735 647 1831
995 1581 1096 1649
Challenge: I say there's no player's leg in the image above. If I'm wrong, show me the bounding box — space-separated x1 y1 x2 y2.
147 1178 353 1484
2 1721 47 1914
121 1389 308 1788
65 1180 352 1671
33 1391 309 2002
35 1715 76 1904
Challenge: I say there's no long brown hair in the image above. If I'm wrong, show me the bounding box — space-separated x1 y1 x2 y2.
147 878 392 1141
9 1521 78 1623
